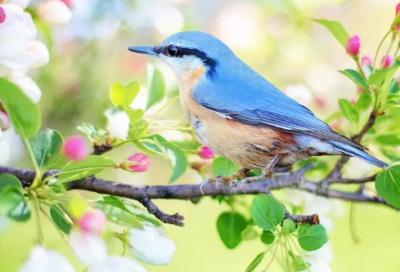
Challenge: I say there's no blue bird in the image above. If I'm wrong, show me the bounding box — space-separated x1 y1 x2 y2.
129 31 387 175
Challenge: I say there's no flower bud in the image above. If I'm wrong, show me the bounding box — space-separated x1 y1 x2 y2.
360 55 372 67
0 111 10 131
60 0 73 8
349 98 356 104
198 146 215 159
77 209 107 235
63 136 88 161
0 7 6 24
315 97 326 107
381 55 393 68
128 223 175 265
37 0 72 25
346 35 360 56
397 3 400 14
126 153 150 172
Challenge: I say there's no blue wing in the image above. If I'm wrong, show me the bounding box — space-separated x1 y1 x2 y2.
193 61 363 150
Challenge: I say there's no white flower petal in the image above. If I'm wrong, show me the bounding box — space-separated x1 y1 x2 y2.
69 231 107 266
19 245 75 272
3 0 30 9
87 256 147 272
128 224 175 265
37 0 72 25
26 41 50 68
9 74 41 103
105 110 130 139
0 140 10 164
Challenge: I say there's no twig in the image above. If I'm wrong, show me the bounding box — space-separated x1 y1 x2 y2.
285 214 320 225
92 144 113 155
139 196 184 227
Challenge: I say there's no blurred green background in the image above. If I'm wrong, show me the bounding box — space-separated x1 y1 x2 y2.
2 0 400 271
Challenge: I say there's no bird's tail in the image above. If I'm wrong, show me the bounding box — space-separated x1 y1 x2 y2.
329 141 388 168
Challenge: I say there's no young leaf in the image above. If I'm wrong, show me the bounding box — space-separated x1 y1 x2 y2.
58 156 117 183
313 19 350 49
260 230 275 244
147 66 166 109
212 157 239 176
375 135 400 146
245 251 266 272
0 175 31 222
339 99 359 124
110 81 140 109
251 195 285 230
339 69 370 93
375 165 400 208
50 205 72 234
161 142 188 183
354 92 372 113
30 129 64 170
297 224 328 251
124 107 144 124
282 218 296 234
216 212 247 249
128 119 149 141
0 78 40 139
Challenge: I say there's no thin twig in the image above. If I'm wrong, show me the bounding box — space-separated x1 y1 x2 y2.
138 196 184 227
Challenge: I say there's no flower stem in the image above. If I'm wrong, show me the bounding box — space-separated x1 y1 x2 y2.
31 191 45 246
373 29 393 72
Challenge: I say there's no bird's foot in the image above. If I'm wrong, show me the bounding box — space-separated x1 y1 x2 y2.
199 175 226 196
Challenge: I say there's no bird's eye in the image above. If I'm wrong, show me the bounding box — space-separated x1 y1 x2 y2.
166 45 179 57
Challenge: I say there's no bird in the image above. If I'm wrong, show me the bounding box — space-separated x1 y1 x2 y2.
128 31 387 176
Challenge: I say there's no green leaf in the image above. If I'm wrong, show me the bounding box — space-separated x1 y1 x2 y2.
339 99 359 124
96 196 161 227
216 212 247 249
50 205 72 234
368 68 390 87
30 129 64 170
323 111 341 123
58 156 117 183
0 175 31 222
251 195 285 230
313 19 350 48
375 135 400 146
124 107 144 124
0 78 40 139
212 157 239 176
375 165 400 208
140 135 188 182
128 119 149 141
354 92 372 113
282 218 296 234
260 230 275 244
109 81 140 109
388 78 400 94
77 123 108 141
297 224 328 251
147 66 166 109
289 251 310 271
241 225 259 241
245 251 266 272
339 69 370 93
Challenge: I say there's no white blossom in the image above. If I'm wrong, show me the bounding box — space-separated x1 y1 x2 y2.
26 40 50 68
37 0 72 25
301 243 333 272
0 4 37 76
105 109 130 139
128 223 175 265
0 128 10 164
2 0 30 9
19 245 75 272
69 230 147 272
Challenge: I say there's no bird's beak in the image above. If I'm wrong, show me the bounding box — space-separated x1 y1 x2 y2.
128 46 157 57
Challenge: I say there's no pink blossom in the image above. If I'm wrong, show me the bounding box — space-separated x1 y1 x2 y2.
360 55 372 67
346 35 360 56
381 55 393 68
349 99 356 104
63 136 88 161
77 209 107 235
0 7 6 24
198 146 215 159
127 153 150 172
61 0 73 7
396 3 400 14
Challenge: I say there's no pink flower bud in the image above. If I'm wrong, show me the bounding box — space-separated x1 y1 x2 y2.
61 0 73 8
315 97 326 107
198 146 215 159
63 136 88 161
127 153 150 172
396 3 400 14
0 111 10 131
360 55 372 67
0 7 6 24
381 55 393 68
77 209 107 235
349 99 356 104
346 35 360 56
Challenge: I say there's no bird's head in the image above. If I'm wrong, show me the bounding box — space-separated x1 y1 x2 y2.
128 31 234 80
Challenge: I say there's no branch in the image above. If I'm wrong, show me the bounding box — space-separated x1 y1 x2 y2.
0 163 395 227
